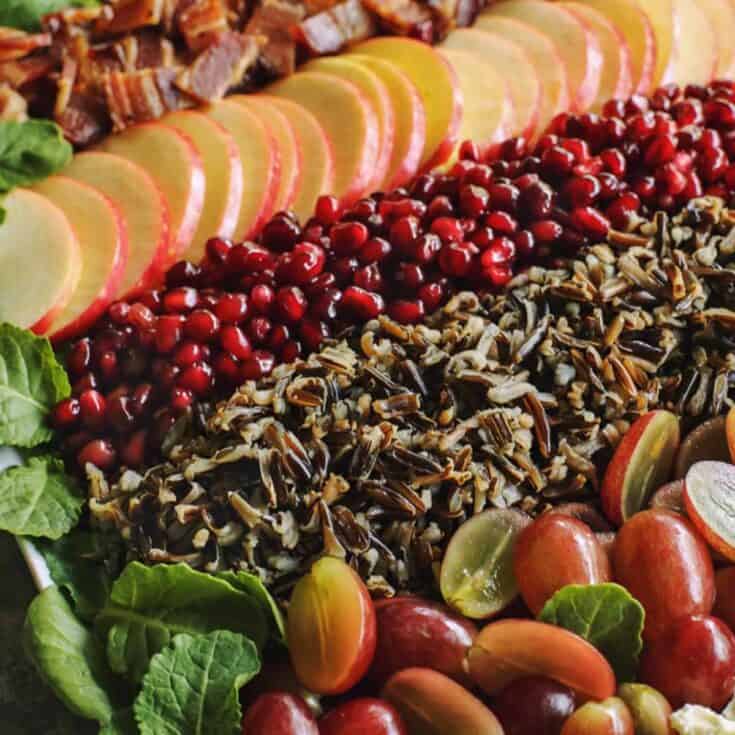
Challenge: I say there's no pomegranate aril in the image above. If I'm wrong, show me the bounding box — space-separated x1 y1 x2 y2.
310 288 342 321
520 181 554 219
330 221 369 255
394 262 425 290
341 286 385 320
205 236 233 263
418 282 444 312
154 315 184 353
513 231 534 259
705 98 735 128
597 173 619 200
220 325 252 360
247 316 272 344
459 185 489 218
600 148 627 177
120 429 147 468
212 351 240 384
698 147 729 182
97 351 119 383
77 439 116 470
281 339 302 363
67 338 92 376
485 262 513 287
78 390 106 431
499 136 528 161
656 163 688 196
426 195 455 221
331 256 359 285
73 372 98 394
353 264 384 292
267 323 291 351
644 134 677 166
485 211 518 236
481 237 516 266
315 194 341 226
571 206 610 240
184 309 219 342
411 233 442 264
52 398 81 430
151 360 180 390
107 394 136 433
172 341 202 367
388 299 425 323
214 293 248 324
359 237 392 265
275 286 307 323
439 242 475 277
542 145 576 176
108 301 131 325
260 214 301 251
300 319 330 352
389 216 421 253
177 362 213 395
240 350 276 380
431 217 464 244
563 175 600 207
170 386 194 413
166 261 201 288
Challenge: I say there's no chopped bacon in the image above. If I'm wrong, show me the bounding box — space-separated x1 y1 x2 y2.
295 0 376 55
90 30 175 77
177 0 229 52
56 91 109 146
96 0 166 35
361 0 432 37
0 84 28 122
104 66 187 130
176 31 261 102
0 55 56 88
0 29 52 63
246 0 304 76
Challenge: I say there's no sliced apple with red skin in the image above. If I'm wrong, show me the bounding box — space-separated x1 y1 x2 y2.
34 176 128 343
0 188 81 333
560 2 634 108
441 29 540 141
303 56 393 193
637 0 677 86
483 0 603 113
268 71 379 206
63 151 171 299
206 99 280 240
231 95 302 213
669 0 718 86
98 122 204 262
161 110 242 262
264 96 335 222
693 0 735 79
467 619 616 700
601 410 680 526
684 461 735 562
438 49 512 159
349 54 426 190
474 15 569 135
349 37 462 172
571 0 657 94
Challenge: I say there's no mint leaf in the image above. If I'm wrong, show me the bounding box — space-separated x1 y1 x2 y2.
23 586 128 727
36 529 123 620
0 0 99 32
0 323 70 447
217 570 286 642
96 563 270 684
0 120 72 192
539 583 645 682
0 455 83 538
135 631 260 735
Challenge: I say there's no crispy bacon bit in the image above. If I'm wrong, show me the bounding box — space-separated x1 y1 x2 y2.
56 92 109 146
294 0 375 56
361 0 433 39
0 84 27 122
0 29 52 63
96 0 166 35
0 55 56 88
246 0 305 76
177 0 229 52
176 32 261 102
104 66 186 130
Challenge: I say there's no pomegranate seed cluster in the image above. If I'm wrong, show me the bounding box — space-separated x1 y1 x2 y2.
51 80 735 473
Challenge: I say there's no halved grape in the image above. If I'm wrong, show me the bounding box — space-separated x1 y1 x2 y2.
674 415 729 479
439 509 531 619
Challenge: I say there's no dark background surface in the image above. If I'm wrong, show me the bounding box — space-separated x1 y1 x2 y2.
0 531 95 734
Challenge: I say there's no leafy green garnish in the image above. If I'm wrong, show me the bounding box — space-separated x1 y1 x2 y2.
539 583 645 682
23 586 128 728
96 563 270 684
135 631 260 735
0 0 99 32
0 323 70 446
218 569 286 642
0 455 83 539
36 529 124 620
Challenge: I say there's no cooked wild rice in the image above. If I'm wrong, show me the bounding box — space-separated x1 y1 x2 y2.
88 196 735 600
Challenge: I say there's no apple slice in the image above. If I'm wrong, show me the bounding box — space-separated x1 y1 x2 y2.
601 409 681 526
438 49 512 157
33 176 128 342
349 37 462 171
473 15 569 135
98 122 204 262
674 415 729 479
441 28 540 141
268 71 379 206
560 2 634 108
698 0 735 78
161 110 243 263
230 95 302 213
303 56 393 193
265 96 335 223
63 152 171 299
669 0 717 86
571 0 657 95
0 189 81 333
206 99 280 240
483 0 602 113
349 54 425 190
636 0 677 86
684 461 735 562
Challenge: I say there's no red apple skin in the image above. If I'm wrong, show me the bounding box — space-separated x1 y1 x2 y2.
319 699 407 735
241 692 318 735
368 597 477 688
613 509 715 641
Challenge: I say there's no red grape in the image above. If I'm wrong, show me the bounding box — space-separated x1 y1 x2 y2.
318 698 407 735
241 692 318 735
492 676 576 735
560 697 634 735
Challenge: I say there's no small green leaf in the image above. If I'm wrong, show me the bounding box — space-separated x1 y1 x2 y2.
217 570 286 642
23 587 126 726
0 120 73 193
96 563 270 684
0 455 83 538
134 631 260 735
0 323 70 447
539 583 645 682
0 0 99 33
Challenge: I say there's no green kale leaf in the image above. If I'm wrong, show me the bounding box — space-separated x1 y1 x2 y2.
0 0 99 32
134 631 260 735
539 583 645 682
